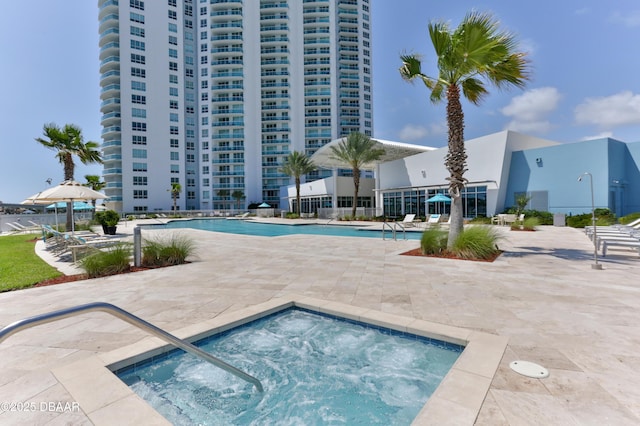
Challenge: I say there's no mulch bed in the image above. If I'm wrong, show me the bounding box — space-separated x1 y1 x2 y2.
400 247 502 262
33 266 153 288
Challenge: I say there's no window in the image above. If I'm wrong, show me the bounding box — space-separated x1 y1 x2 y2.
131 67 145 78
170 125 179 135
132 148 147 158
132 135 147 145
168 35 178 45
168 23 177 33
168 10 177 20
131 54 145 64
170 152 180 161
171 164 180 174
170 100 178 109
132 122 146 131
169 61 178 71
169 74 178 84
131 40 145 51
168 0 177 6
132 162 147 172
200 56 208 65
170 87 178 96
170 138 179 148
200 19 207 28
131 94 146 104
170 113 179 122
169 48 178 58
130 0 144 10
200 31 207 40
130 12 144 23
130 26 145 37
133 190 148 199
131 108 146 118
133 176 147 186
131 81 146 91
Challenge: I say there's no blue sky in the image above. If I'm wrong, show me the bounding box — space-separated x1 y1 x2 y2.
1 0 639 203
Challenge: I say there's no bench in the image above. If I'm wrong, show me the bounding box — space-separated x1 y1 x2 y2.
601 240 640 257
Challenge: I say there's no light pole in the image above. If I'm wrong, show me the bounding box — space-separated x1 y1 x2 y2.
578 172 602 270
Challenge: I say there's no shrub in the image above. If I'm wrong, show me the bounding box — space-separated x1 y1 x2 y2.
451 226 502 260
620 212 640 225
566 211 616 228
469 216 492 224
95 210 120 227
285 212 300 219
502 208 553 225
79 243 132 278
420 226 448 255
522 217 540 231
142 234 195 267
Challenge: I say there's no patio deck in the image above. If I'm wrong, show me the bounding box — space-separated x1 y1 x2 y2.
1 221 639 425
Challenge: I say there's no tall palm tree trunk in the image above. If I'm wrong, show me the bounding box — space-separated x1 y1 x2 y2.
352 168 360 218
445 84 467 248
295 177 301 215
63 153 75 231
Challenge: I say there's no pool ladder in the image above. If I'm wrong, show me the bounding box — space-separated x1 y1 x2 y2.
0 302 264 392
382 221 407 240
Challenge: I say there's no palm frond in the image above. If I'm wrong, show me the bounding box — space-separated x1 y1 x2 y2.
461 77 488 105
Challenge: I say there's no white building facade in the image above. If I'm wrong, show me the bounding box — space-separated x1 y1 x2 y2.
98 0 373 213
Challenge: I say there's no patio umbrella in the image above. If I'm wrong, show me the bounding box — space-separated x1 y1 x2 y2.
258 202 271 208
25 180 107 233
426 193 451 214
46 201 95 211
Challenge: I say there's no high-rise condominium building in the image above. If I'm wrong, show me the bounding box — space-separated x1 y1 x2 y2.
98 0 373 212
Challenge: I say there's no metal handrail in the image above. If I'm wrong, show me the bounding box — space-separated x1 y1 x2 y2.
394 222 407 240
0 302 263 392
382 221 395 240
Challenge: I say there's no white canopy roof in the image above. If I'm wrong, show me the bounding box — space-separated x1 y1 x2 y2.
311 137 435 170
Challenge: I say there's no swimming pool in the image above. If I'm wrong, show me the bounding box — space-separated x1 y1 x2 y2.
143 218 423 240
116 308 462 425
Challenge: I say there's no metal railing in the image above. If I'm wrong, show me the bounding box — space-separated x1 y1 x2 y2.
382 221 406 241
0 302 263 392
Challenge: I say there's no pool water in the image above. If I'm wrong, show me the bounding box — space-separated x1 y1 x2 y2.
116 308 462 425
144 218 423 240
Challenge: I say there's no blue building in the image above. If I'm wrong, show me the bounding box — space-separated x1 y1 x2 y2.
505 137 640 217
376 130 640 218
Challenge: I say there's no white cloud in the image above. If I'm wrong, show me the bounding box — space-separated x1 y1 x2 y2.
580 131 613 141
500 87 561 133
574 91 640 128
398 122 447 142
399 124 428 141
609 10 640 27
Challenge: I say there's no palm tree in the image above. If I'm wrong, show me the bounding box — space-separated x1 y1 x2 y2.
217 189 230 210
231 190 245 211
279 151 316 216
36 123 103 230
170 182 182 212
399 11 530 248
329 132 384 218
84 174 106 216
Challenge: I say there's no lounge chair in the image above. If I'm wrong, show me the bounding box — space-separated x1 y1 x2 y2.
6 222 40 233
423 214 441 227
400 214 418 228
491 214 505 225
601 239 640 257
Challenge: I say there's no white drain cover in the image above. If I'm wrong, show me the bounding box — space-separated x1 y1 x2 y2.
509 360 549 378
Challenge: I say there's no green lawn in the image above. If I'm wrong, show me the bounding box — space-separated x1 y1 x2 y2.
0 234 62 292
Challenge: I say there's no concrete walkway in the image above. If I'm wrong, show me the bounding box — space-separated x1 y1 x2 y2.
1 220 639 424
